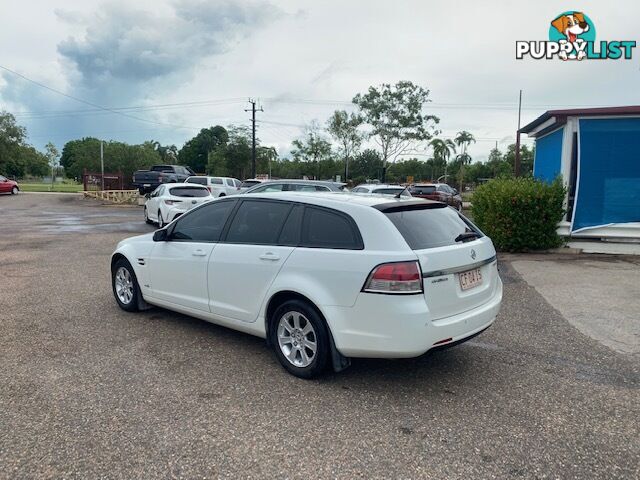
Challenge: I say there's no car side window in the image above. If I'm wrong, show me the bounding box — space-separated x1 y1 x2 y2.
224 200 292 245
211 178 224 185
234 179 242 187
351 187 364 193
258 184 285 192
170 200 236 242
301 207 363 249
0 175 6 182
225 179 234 187
278 205 304 246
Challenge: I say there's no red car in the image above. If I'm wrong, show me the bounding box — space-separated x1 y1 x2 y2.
409 183 463 211
0 175 19 195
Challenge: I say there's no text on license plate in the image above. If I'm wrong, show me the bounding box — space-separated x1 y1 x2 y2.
459 268 483 291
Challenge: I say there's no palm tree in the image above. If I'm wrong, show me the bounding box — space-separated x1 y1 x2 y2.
454 131 475 191
429 138 456 181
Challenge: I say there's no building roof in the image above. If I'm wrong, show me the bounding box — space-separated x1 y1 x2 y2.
520 105 640 137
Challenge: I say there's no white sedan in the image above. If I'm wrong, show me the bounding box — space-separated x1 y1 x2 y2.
113 192 502 378
143 183 212 228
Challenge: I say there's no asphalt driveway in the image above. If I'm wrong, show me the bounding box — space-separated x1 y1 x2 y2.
0 193 638 479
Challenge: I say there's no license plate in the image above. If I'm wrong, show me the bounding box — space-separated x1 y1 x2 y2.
459 268 483 291
143 183 151 187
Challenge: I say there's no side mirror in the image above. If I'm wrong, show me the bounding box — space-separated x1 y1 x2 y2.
145 193 151 199
153 228 168 242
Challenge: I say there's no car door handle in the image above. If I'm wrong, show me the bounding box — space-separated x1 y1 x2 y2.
259 252 280 261
192 249 208 257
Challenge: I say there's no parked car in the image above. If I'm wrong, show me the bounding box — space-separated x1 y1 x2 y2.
185 176 242 196
112 192 502 378
133 165 196 194
143 183 212 227
0 175 19 195
238 178 264 192
409 183 463 211
351 183 412 197
243 179 347 194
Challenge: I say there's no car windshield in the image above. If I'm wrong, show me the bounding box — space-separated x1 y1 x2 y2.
410 185 436 194
385 205 481 249
186 177 207 185
169 187 209 197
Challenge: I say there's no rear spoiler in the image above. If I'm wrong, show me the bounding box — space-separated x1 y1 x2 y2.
372 200 447 213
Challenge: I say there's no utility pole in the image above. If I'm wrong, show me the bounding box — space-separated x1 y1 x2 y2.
245 99 263 179
514 89 523 177
100 140 105 191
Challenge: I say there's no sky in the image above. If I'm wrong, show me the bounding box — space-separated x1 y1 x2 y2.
1 0 639 163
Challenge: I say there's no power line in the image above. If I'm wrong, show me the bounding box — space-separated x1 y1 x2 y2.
0 64 198 130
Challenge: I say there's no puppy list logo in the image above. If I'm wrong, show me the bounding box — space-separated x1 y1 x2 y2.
516 11 636 61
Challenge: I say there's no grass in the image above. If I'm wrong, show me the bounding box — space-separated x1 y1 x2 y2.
19 182 84 193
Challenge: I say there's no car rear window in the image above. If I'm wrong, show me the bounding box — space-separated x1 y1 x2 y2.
241 180 261 188
169 186 210 197
410 185 436 194
301 207 363 249
384 206 481 249
186 177 207 185
372 187 406 195
151 165 174 172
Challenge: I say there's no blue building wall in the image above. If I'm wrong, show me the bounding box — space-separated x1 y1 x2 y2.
533 127 564 183
572 118 640 231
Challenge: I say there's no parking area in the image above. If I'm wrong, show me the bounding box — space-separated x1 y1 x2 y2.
1 193 639 478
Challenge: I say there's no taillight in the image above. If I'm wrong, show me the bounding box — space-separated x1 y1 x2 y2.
164 199 182 205
363 261 423 294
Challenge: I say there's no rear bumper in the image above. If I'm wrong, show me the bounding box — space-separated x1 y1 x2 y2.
323 278 502 358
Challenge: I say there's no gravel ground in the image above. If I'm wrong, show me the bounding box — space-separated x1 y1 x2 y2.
0 193 638 479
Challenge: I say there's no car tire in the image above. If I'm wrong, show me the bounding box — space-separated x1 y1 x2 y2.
112 258 140 312
158 211 164 228
144 207 153 225
11 186 18 195
269 299 330 379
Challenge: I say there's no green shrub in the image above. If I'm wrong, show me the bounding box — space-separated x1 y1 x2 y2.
471 177 566 252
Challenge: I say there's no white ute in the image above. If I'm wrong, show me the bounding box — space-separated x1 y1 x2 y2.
112 192 502 378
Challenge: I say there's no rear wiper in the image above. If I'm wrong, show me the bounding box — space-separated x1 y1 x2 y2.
455 232 481 242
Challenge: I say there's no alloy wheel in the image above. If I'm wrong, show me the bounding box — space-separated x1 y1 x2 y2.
277 311 317 367
114 267 134 305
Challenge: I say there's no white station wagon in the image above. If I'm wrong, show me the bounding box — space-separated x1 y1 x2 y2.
112 192 502 378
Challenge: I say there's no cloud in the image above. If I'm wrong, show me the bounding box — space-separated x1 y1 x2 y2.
55 0 282 103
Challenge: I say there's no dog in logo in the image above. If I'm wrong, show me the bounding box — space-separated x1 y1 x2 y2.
551 12 590 60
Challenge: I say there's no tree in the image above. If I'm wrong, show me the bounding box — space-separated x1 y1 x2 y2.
178 126 228 173
151 141 178 162
60 138 162 181
45 142 60 189
326 110 362 181
291 121 333 179
353 81 439 181
0 111 27 177
504 143 534 176
429 138 456 181
454 131 475 191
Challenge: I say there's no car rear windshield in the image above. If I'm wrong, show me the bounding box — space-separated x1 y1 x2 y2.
186 177 207 185
169 187 210 197
151 165 174 172
241 180 261 188
372 187 405 195
410 185 436 194
384 205 481 249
